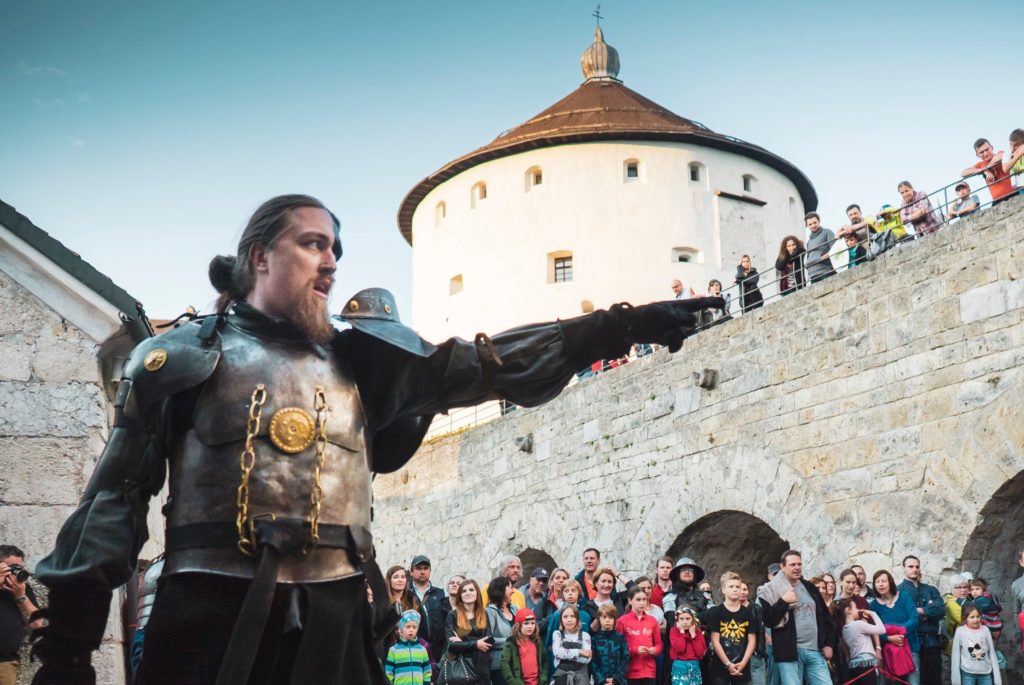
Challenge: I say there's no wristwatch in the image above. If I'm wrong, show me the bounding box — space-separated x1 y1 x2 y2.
16 595 27 603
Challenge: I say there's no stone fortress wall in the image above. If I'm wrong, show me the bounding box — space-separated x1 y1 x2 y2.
376 198 1024 677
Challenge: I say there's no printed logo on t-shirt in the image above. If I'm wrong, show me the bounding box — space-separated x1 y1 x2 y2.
719 619 749 641
967 639 987 661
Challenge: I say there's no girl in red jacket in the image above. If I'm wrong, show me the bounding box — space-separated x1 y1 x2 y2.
669 607 706 685
615 586 663 685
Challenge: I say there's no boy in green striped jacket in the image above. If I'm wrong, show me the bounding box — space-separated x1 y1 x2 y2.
386 610 432 684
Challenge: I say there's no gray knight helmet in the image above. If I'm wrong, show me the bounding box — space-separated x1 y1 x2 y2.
337 287 436 358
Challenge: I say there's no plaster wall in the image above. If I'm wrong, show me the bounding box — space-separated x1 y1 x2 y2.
410 141 807 341
381 198 1024 677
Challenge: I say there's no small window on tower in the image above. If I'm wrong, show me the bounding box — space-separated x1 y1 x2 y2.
435 201 446 227
547 250 574 283
471 181 487 208
671 246 703 264
742 174 758 194
525 166 544 192
449 274 463 295
554 256 573 282
689 162 704 182
623 158 641 182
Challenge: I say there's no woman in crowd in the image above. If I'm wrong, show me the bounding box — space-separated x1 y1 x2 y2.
381 566 423 659
898 181 942 236
775 235 805 296
822 574 837 607
550 568 570 609
486 576 518 685
735 254 764 313
704 279 732 324
839 599 886 682
585 567 624 629
869 570 918 684
445 579 492 685
944 574 972 656
445 573 467 613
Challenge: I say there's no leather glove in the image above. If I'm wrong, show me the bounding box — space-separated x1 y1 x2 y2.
31 631 95 685
614 297 724 352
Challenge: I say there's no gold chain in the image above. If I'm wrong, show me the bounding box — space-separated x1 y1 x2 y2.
306 386 329 551
236 384 267 556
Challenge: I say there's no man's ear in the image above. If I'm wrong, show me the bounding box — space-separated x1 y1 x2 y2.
251 243 269 274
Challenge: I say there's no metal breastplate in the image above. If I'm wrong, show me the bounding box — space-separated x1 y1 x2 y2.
163 323 369 583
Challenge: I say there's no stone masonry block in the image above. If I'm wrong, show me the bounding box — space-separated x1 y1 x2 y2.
959 281 1008 324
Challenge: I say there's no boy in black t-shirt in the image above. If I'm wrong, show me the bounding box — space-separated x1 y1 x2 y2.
706 571 756 685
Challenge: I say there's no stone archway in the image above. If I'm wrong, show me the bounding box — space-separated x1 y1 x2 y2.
519 547 559 583
957 470 1024 680
665 510 789 592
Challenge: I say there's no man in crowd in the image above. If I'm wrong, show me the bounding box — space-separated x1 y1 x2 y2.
485 555 526 609
851 564 871 598
837 204 879 243
576 548 602 602
671 279 694 300
29 194 714 684
759 550 834 685
661 557 708 628
521 568 555 626
1 545 44 685
804 213 836 284
408 555 447 660
962 138 1015 206
649 556 673 609
947 182 980 220
898 555 945 685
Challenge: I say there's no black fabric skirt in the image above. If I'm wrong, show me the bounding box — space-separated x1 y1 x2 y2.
136 572 386 685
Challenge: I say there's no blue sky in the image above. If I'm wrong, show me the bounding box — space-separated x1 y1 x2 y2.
2 0 1021 320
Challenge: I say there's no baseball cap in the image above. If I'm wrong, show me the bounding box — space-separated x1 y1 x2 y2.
411 555 430 568
531 568 550 580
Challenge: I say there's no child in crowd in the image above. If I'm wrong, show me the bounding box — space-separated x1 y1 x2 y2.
706 572 756 685
669 607 706 685
838 599 885 682
385 610 432 685
500 609 550 685
844 233 866 269
951 603 1002 685
616 586 662 685
877 204 909 240
551 604 592 685
698 581 716 609
948 182 981 219
545 579 592 659
591 604 629 685
970 578 1003 640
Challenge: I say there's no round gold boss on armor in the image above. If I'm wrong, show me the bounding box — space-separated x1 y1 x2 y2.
143 349 168 372
268 407 316 453
348 299 360 312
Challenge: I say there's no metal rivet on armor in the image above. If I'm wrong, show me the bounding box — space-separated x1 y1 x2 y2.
383 304 392 314
143 349 168 372
348 300 360 312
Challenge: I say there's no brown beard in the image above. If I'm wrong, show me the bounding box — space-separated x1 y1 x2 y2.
291 289 335 345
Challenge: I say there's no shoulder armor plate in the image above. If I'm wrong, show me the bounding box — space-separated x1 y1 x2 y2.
123 322 222 418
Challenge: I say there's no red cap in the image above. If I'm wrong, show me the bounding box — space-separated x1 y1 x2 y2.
514 609 536 624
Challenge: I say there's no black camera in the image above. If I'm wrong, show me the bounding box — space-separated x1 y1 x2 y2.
6 564 30 583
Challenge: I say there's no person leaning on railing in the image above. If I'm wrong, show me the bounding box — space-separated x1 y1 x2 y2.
774 235 806 296
1001 128 1024 195
898 181 942 236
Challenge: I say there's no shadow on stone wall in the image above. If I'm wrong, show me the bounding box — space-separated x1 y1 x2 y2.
958 469 1024 680
518 547 559 584
665 510 790 593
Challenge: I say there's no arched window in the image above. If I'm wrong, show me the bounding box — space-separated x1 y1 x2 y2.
525 166 543 192
671 246 703 264
742 174 758 194
471 181 487 208
623 158 641 182
449 274 463 295
434 201 446 227
547 250 573 283
689 162 705 183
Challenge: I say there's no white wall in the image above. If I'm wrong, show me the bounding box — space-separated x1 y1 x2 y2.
410 141 807 341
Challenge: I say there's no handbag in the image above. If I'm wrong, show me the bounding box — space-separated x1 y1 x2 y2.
435 647 477 685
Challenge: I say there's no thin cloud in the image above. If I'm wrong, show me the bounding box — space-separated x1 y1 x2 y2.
17 59 68 78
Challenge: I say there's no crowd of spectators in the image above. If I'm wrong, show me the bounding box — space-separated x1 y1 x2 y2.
377 547 1024 685
676 130 1024 324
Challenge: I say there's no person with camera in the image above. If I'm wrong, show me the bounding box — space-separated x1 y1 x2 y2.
1 545 44 685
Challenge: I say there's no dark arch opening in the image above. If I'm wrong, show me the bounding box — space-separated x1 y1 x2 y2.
957 470 1024 680
665 510 789 592
519 547 559 584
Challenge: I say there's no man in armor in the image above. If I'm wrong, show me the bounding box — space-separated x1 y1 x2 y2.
30 194 718 684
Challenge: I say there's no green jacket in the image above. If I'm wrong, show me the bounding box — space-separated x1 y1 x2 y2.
500 638 551 685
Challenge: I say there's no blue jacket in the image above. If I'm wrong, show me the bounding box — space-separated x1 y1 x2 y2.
897 579 946 648
590 629 629 685
544 605 592 662
870 591 920 653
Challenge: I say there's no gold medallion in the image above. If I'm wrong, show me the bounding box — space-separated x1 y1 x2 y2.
143 349 168 372
268 407 316 453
